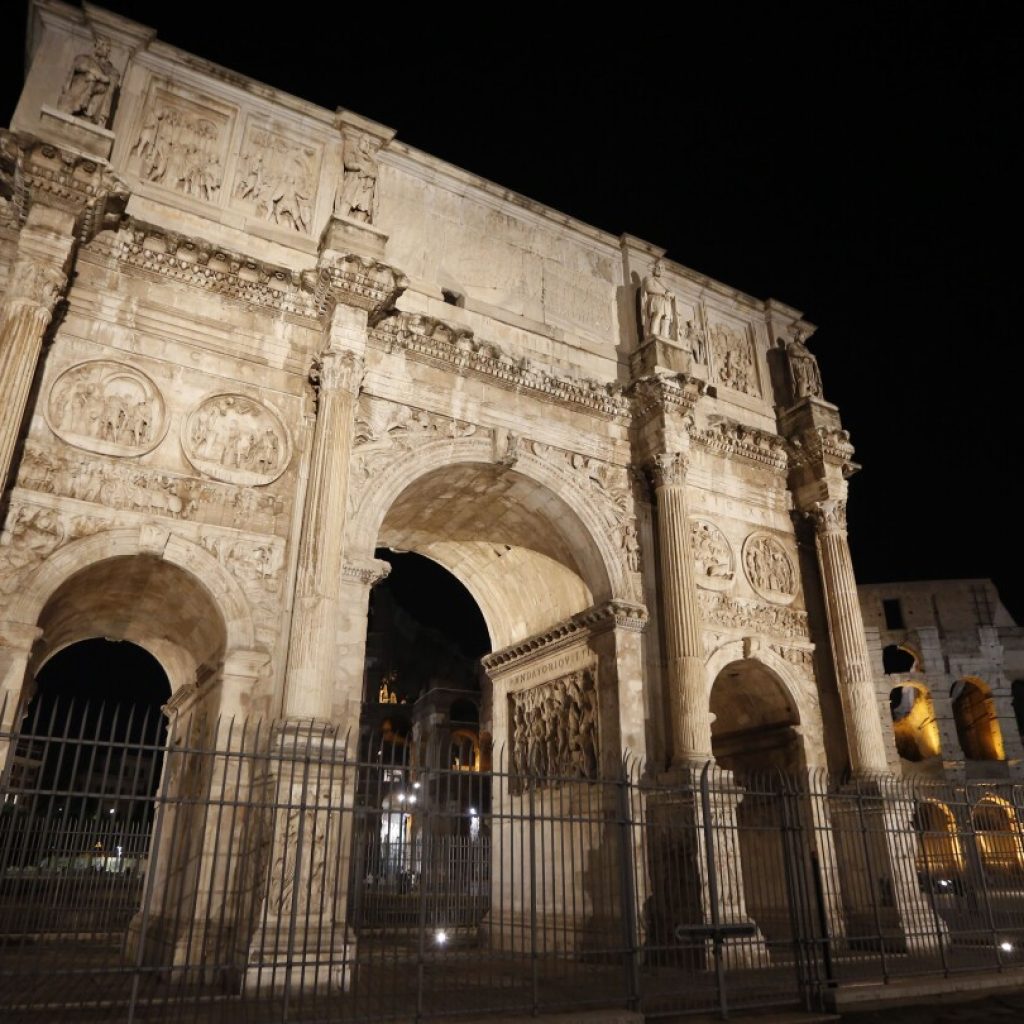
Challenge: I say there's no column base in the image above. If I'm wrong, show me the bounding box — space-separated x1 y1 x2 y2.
245 925 354 995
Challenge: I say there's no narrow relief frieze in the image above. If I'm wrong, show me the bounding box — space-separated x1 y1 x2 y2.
46 360 167 456
15 441 286 534
509 668 599 791
697 590 809 641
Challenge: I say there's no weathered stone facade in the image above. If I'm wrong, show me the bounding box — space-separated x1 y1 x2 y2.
7 0 1016 984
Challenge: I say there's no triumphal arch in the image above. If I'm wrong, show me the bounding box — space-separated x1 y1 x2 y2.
2 1 984 1000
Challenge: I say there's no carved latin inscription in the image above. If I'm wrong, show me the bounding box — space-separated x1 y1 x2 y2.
689 517 734 591
509 668 598 791
183 394 291 486
46 361 167 456
742 532 798 604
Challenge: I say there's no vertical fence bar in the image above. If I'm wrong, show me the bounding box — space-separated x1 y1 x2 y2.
617 760 639 1011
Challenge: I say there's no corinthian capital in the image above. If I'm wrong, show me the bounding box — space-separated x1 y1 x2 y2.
806 498 847 534
647 451 690 489
312 348 364 397
4 257 67 313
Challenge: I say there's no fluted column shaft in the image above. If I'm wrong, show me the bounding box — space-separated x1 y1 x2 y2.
0 257 68 496
651 452 712 764
283 305 366 721
811 499 888 773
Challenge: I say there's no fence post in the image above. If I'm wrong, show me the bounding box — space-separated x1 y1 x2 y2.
616 761 640 1010
528 775 538 1015
699 761 729 1020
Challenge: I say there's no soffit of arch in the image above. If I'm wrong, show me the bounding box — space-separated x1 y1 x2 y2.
348 396 642 591
703 638 821 722
367 312 631 421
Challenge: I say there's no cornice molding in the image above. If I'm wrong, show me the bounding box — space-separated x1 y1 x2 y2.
481 599 648 672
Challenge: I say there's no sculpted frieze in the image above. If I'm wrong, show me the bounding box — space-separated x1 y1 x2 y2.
742 532 799 605
233 124 320 233
130 90 231 203
0 502 109 593
709 321 759 398
689 518 734 591
46 361 167 457
183 395 291 486
17 442 285 534
697 590 809 640
769 643 815 673
509 668 599 791
199 533 285 621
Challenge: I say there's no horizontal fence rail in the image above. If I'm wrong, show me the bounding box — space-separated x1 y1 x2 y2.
2 698 1024 1022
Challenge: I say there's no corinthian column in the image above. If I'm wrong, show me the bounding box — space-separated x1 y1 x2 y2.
283 305 366 722
809 498 888 774
649 451 712 764
0 247 69 496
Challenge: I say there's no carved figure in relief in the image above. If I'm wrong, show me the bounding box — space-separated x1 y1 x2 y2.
49 364 162 454
187 396 285 479
711 324 758 396
622 522 641 572
336 135 377 223
640 261 676 339
683 320 709 364
509 669 599 792
743 534 797 602
57 39 119 126
132 104 222 200
690 520 734 583
786 331 823 400
235 132 314 233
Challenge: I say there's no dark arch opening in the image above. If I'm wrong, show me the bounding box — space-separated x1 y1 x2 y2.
13 639 171 817
883 644 916 675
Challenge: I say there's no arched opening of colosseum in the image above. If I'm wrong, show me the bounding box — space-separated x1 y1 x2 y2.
1 554 237 971
972 796 1024 880
356 460 622 951
889 683 942 762
951 677 1005 761
913 800 964 888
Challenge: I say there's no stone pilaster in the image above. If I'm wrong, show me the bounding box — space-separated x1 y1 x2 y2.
808 498 889 774
0 209 72 496
648 452 712 765
282 308 366 723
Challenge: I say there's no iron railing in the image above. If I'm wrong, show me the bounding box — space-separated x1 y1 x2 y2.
2 698 1024 1022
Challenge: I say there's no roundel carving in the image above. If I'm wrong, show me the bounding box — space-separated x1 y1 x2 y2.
46 360 168 456
689 517 734 591
182 393 291 485
742 532 798 605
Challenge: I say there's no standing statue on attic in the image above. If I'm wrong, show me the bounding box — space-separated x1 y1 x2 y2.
57 38 119 126
335 134 377 224
640 261 676 340
786 329 823 400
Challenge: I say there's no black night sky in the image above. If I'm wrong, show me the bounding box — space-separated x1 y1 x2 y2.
3 3 1021 620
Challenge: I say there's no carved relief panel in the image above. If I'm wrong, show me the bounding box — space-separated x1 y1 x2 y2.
182 394 291 486
128 85 233 203
708 317 760 398
689 517 734 591
742 532 798 605
509 668 599 792
231 120 322 234
46 360 167 456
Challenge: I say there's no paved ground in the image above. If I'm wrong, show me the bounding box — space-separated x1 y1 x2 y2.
840 991 1024 1022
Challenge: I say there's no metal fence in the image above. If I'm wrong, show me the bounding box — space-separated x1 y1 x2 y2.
2 700 1024 1022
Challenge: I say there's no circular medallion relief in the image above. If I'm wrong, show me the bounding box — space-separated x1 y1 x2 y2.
742 532 799 605
45 360 168 457
182 393 291 486
689 517 735 591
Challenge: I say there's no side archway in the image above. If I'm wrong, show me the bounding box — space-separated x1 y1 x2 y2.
951 677 1004 762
